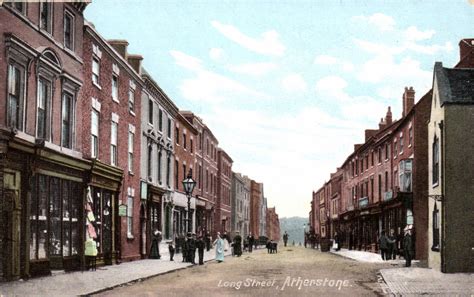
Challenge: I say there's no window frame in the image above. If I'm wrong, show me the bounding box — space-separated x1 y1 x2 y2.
7 63 25 131
63 9 75 51
110 120 118 166
432 136 439 186
36 77 52 140
92 56 100 86
39 1 53 34
91 109 99 158
112 74 119 102
128 130 134 173
61 91 75 149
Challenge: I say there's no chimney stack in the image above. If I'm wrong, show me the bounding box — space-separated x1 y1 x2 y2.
379 117 385 130
127 55 143 75
107 39 128 59
385 106 392 125
402 87 415 117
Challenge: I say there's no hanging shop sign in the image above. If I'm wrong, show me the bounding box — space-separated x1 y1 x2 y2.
118 204 127 217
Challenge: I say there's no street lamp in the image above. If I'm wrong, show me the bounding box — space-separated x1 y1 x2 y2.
182 169 196 233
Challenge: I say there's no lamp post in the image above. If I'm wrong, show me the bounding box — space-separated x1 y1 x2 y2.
182 169 196 234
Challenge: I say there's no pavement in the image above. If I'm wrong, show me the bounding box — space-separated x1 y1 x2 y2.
380 267 474 296
329 248 473 295
330 248 419 265
0 247 232 297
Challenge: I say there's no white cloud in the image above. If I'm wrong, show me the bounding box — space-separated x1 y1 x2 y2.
314 54 354 72
314 54 338 65
229 62 278 76
209 47 225 61
315 75 349 101
404 26 435 41
211 20 286 56
169 50 203 71
282 73 307 92
170 50 267 103
352 13 396 31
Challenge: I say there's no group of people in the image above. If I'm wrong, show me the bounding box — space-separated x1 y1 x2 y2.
304 231 319 249
150 230 253 264
378 227 414 267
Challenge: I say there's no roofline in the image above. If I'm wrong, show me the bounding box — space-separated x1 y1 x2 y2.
84 21 144 86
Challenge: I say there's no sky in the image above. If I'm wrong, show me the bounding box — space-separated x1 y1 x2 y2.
85 0 474 218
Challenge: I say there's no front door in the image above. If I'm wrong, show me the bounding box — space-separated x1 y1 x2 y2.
3 170 21 280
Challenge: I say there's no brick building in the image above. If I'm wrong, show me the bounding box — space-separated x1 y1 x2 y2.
266 207 280 241
181 112 219 237
250 180 262 238
0 1 89 279
215 149 233 235
173 112 198 235
82 24 144 262
313 88 431 261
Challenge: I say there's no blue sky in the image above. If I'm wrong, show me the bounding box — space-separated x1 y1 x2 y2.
85 0 474 218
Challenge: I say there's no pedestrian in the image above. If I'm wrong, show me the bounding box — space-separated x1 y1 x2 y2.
150 230 162 259
233 231 242 257
403 227 414 267
196 235 205 265
388 229 397 260
283 231 289 247
334 232 341 251
378 231 389 261
188 233 196 264
182 234 188 263
248 233 254 253
213 232 225 263
205 232 211 252
168 241 175 261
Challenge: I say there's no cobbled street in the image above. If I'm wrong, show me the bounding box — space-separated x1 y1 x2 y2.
96 246 394 297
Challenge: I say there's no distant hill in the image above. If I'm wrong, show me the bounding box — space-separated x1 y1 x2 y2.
279 217 308 245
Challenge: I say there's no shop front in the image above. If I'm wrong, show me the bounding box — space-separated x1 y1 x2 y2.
87 160 123 266
141 182 165 258
0 131 91 280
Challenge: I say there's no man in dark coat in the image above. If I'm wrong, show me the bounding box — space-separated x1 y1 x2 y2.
248 233 254 253
182 234 188 262
205 232 211 251
168 241 175 261
403 228 414 267
388 229 397 260
283 231 289 247
233 231 242 256
379 231 389 260
188 233 196 264
196 235 205 265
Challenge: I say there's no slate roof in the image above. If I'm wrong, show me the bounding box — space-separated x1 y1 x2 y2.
434 62 474 105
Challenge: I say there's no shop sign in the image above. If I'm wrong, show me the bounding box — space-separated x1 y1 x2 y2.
141 181 148 200
359 197 369 208
119 204 127 217
384 191 393 201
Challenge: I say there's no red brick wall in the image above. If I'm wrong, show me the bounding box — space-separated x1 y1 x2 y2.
0 3 84 148
82 29 142 261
